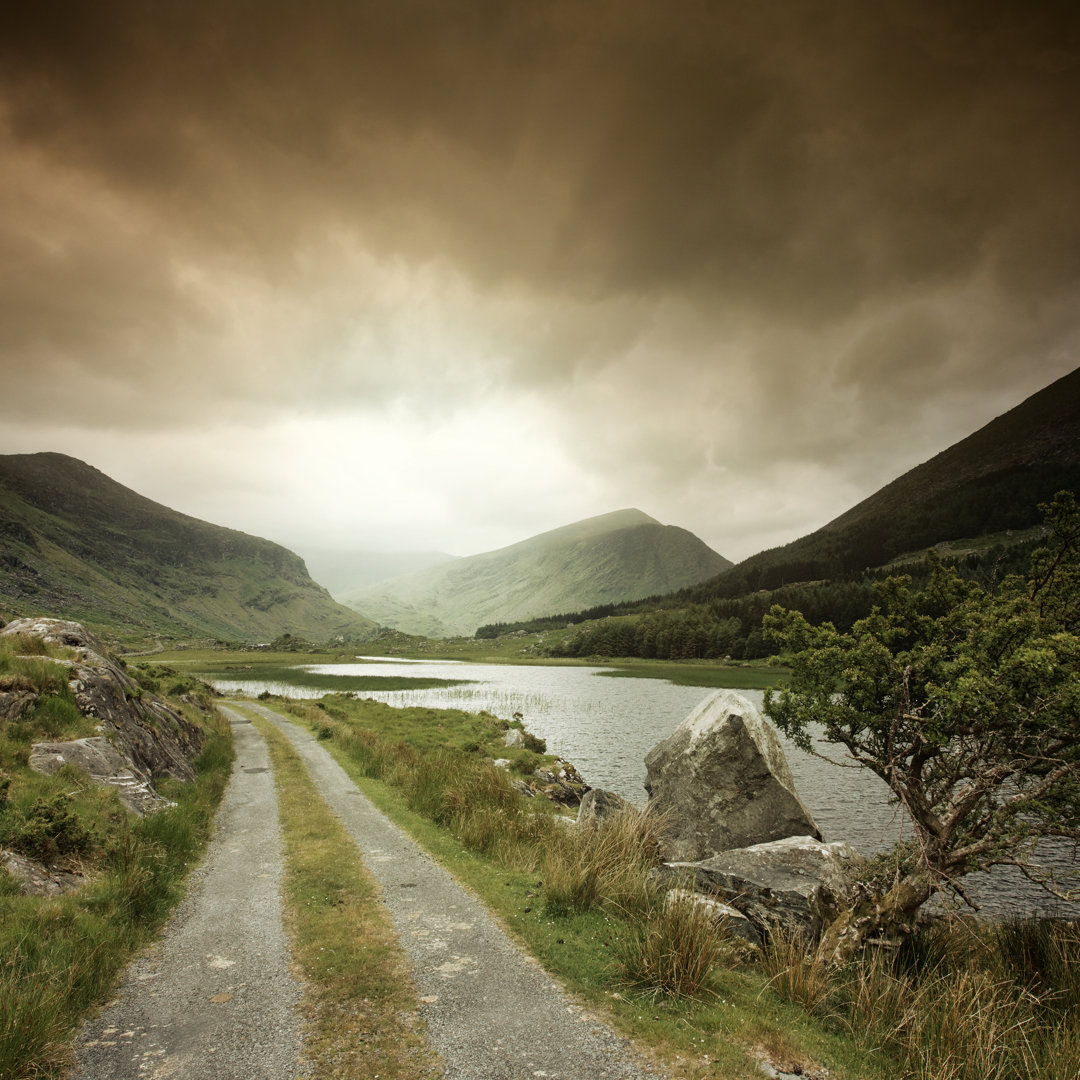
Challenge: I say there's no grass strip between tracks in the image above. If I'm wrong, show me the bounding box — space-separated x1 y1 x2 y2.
244 709 444 1080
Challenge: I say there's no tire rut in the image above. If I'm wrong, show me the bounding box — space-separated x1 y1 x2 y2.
67 710 303 1080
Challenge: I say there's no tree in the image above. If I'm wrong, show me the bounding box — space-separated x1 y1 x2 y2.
763 492 1080 964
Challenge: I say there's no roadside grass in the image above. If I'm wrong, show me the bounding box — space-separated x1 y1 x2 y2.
243 711 443 1080
0 718 232 1080
821 918 1080 1080
257 696 886 1080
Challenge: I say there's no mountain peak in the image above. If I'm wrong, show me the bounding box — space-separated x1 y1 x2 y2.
344 509 730 636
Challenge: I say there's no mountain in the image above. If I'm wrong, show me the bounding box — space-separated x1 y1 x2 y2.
705 366 1080 597
342 508 733 637
296 547 458 598
0 452 375 642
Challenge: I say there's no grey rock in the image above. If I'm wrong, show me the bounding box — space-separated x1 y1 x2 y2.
668 834 864 939
0 687 38 721
29 736 173 815
664 888 760 944
1 848 85 896
577 787 633 824
644 689 820 862
503 727 526 748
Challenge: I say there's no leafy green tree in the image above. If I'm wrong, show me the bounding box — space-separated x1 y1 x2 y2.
763 493 1080 963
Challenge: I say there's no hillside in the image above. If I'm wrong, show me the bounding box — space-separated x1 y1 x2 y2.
342 508 733 637
701 365 1080 597
0 452 375 643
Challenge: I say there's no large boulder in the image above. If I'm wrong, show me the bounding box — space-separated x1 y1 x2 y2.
667 835 864 940
644 690 820 862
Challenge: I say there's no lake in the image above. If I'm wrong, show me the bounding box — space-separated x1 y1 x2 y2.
208 657 1077 918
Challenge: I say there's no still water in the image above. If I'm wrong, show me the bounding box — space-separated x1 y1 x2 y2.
210 658 1077 918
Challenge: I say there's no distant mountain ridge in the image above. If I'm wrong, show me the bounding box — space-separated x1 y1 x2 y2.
703 365 1080 597
343 508 733 637
0 452 374 642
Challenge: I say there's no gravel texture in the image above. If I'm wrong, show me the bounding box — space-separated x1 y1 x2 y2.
249 702 669 1080
68 711 303 1080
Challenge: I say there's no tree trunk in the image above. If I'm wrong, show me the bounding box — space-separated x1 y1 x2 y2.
818 874 933 966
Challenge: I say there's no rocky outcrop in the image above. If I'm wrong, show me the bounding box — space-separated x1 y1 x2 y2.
666 835 864 941
508 757 589 806
644 690 820 862
29 736 174 815
0 674 38 721
1 616 205 810
576 787 632 824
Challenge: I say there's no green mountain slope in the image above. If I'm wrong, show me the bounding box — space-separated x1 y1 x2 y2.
704 366 1080 597
0 452 374 642
342 508 733 637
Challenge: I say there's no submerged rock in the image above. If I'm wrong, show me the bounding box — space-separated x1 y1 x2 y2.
644 689 820 862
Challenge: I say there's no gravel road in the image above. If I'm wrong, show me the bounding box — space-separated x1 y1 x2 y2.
68 703 670 1080
68 710 303 1080
247 702 668 1080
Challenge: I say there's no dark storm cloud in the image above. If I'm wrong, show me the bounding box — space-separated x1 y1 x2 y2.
5 1 1077 305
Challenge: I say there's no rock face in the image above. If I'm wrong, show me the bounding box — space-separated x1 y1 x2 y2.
1 616 205 808
29 736 174 815
664 888 759 943
668 835 864 940
644 689 820 862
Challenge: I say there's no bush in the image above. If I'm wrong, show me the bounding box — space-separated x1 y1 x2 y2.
10 792 97 862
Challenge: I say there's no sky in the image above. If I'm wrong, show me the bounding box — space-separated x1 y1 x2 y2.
1 1 1078 565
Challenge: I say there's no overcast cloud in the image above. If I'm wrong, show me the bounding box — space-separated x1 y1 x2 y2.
1 1 1078 563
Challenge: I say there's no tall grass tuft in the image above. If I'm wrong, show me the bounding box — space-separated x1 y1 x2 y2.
615 890 732 999
760 929 832 1014
815 917 1080 1080
540 807 665 917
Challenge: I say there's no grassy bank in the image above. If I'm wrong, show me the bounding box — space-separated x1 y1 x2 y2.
0 636 233 1079
261 693 882 1079
258 691 1080 1080
243 709 442 1080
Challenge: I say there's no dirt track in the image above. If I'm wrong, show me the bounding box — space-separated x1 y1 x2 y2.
71 703 667 1080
